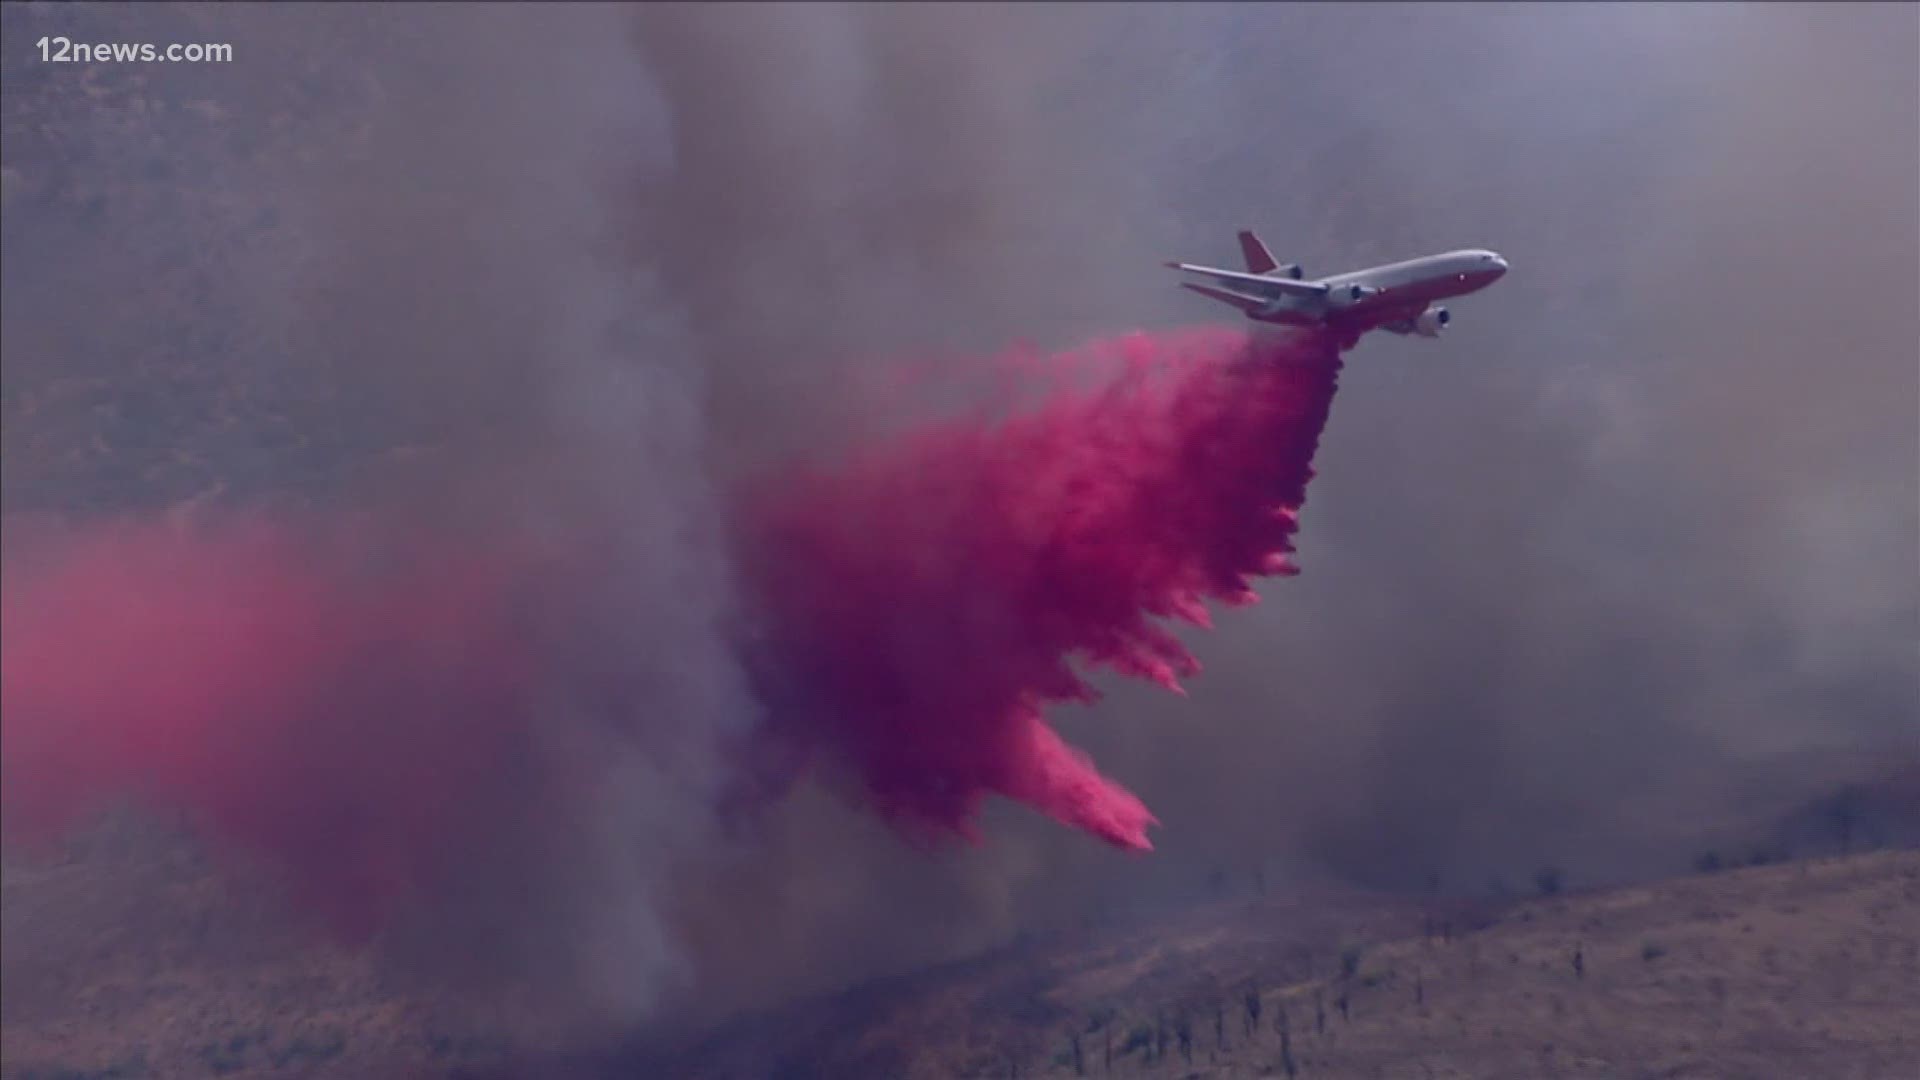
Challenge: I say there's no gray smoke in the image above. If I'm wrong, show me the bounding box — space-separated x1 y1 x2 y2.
4 1 754 1037
267 7 765 1035
616 1 1920 1018
2 0 1914 1042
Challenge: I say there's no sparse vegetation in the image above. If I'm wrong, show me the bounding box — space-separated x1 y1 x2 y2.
1534 865 1565 896
15 1058 150 1080
1338 944 1365 979
1829 787 1864 855
1083 1006 1115 1073
271 1030 345 1068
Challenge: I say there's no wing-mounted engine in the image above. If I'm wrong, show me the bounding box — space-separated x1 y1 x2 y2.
1273 262 1305 281
1333 282 1382 306
1384 304 1452 337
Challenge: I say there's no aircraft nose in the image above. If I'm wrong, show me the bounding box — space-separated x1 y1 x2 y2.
1487 253 1510 276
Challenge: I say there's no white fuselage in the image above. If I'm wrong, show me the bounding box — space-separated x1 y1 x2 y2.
1273 249 1508 330
1167 235 1509 343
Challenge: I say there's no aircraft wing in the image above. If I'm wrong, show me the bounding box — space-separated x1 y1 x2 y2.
1179 282 1271 314
1163 262 1329 302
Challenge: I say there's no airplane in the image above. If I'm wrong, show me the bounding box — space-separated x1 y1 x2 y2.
1165 230 1508 345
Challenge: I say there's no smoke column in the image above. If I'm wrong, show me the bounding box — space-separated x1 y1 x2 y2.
0 323 1341 934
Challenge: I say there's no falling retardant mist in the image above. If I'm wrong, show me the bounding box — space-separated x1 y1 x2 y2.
734 325 1345 852
0 323 1345 942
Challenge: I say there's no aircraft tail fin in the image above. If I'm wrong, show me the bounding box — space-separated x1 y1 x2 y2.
1237 230 1278 275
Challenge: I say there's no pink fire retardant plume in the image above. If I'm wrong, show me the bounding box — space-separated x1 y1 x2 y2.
0 325 1343 937
738 326 1344 852
0 517 532 941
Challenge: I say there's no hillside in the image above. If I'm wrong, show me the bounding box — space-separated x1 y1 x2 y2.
5 832 1917 1079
